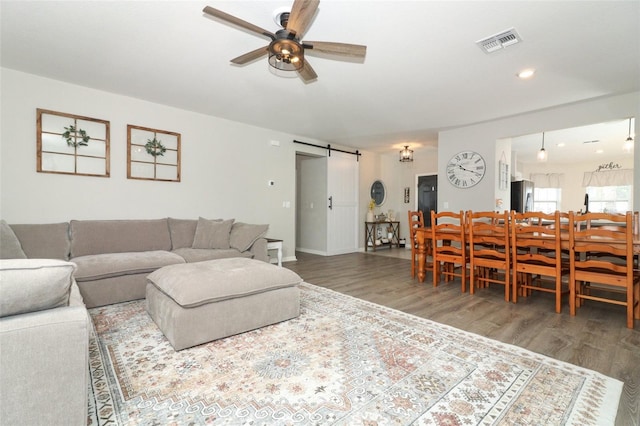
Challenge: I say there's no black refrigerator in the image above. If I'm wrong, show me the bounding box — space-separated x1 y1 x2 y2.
511 180 534 213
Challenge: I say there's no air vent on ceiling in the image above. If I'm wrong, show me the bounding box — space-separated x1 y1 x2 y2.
583 140 600 144
476 28 522 53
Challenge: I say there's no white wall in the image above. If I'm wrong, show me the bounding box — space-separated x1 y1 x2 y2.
0 68 331 261
438 92 640 213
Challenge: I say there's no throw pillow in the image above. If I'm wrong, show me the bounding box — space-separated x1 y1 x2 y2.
192 217 234 249
0 220 27 259
167 218 198 249
0 259 75 317
230 222 269 252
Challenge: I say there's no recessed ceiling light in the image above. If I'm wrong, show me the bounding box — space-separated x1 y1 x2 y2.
517 69 535 79
557 142 565 147
595 149 604 154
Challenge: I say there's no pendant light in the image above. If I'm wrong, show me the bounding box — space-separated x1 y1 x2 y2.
537 132 548 162
399 145 414 162
623 118 634 153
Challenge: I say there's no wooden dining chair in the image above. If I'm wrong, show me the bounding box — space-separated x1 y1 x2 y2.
511 211 569 313
467 210 510 301
408 210 425 278
431 210 468 292
569 211 640 329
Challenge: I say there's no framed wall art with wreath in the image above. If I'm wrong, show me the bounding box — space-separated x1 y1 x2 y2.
36 109 110 177
127 124 181 182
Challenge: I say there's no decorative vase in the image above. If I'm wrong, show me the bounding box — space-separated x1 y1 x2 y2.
366 210 374 222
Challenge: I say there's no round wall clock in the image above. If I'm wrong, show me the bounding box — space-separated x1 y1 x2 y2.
446 151 486 188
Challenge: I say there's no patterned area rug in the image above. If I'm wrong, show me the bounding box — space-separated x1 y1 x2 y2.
87 283 622 425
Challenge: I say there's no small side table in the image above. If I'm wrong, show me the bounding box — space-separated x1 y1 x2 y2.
266 238 283 267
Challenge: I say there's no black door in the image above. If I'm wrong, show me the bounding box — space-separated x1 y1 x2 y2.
418 175 437 227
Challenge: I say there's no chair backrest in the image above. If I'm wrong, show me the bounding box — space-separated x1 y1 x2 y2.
408 210 424 236
511 210 562 271
467 210 510 263
431 210 465 254
569 211 633 275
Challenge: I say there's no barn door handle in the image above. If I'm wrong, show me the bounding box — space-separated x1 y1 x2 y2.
328 196 333 210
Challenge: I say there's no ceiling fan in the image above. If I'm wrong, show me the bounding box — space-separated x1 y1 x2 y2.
202 0 367 82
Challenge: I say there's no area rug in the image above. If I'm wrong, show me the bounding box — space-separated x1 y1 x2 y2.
87 282 622 425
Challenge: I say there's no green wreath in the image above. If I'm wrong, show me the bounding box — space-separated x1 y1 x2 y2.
145 137 166 157
62 125 90 147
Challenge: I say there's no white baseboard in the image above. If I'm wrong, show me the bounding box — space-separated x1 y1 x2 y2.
295 248 327 256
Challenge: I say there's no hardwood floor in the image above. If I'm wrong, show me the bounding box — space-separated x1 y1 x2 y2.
285 251 640 425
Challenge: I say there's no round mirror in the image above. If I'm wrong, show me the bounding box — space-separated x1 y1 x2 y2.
370 180 386 206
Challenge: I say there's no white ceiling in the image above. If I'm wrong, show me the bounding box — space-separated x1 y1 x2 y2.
512 117 636 165
1 1 639 156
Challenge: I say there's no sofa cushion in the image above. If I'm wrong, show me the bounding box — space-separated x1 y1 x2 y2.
172 247 252 263
230 222 269 252
72 250 185 282
0 220 27 259
0 259 76 317
9 222 70 260
192 218 234 249
70 219 171 257
147 258 303 308
167 218 198 249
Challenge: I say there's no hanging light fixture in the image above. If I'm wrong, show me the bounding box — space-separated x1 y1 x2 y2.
537 132 548 162
623 118 634 153
399 145 414 162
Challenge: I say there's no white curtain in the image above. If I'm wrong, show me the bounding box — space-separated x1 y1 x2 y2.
530 173 564 188
582 169 634 187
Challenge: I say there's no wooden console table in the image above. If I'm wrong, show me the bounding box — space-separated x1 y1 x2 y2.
364 221 400 252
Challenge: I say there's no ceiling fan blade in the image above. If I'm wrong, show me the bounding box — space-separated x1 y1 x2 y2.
287 0 319 37
231 46 269 64
203 6 275 39
298 59 318 82
304 41 367 57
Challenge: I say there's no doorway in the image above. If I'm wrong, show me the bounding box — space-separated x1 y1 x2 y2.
296 151 359 255
417 174 437 226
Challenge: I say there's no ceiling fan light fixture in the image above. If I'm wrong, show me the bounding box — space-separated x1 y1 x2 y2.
399 145 414 162
203 2 367 82
537 132 548 162
268 33 304 72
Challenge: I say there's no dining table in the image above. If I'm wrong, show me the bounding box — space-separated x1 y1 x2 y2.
414 226 640 283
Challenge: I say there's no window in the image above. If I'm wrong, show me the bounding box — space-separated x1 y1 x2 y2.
586 185 631 213
533 188 561 213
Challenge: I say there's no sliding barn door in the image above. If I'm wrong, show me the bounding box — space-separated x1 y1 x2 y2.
327 151 359 255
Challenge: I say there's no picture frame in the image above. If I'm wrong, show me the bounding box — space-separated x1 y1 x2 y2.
36 109 110 177
127 125 181 182
498 160 509 190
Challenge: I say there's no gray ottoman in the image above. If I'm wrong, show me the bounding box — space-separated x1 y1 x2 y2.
145 257 302 350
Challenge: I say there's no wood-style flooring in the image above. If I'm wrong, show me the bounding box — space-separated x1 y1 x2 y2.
284 251 639 425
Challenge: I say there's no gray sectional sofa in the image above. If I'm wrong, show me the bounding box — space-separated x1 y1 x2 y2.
7 217 269 308
0 217 268 424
